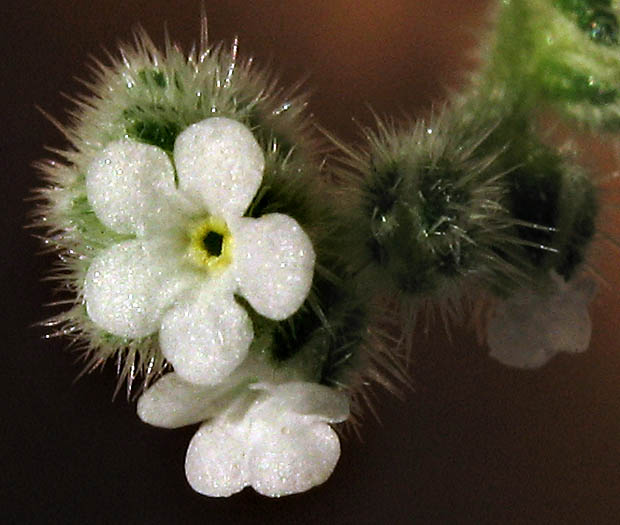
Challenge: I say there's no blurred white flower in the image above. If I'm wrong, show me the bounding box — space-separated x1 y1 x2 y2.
138 375 349 497
83 117 315 385
487 272 597 368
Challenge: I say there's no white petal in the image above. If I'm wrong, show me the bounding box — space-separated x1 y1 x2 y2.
160 286 253 385
185 420 250 497
249 412 342 497
234 214 315 321
137 373 240 429
84 238 195 338
252 382 349 423
487 306 554 369
86 140 184 236
545 277 596 353
487 275 596 369
542 298 592 356
174 117 264 219
245 382 347 497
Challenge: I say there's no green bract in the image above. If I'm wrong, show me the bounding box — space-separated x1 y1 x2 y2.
487 0 620 129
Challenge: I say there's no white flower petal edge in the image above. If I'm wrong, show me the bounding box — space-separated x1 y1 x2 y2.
84 237 199 338
235 214 316 320
487 273 597 369
137 372 245 429
86 139 183 236
160 285 254 385
174 118 264 219
83 117 316 385
185 382 349 497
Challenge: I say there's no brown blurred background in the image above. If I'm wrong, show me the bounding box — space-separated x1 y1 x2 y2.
3 1 620 523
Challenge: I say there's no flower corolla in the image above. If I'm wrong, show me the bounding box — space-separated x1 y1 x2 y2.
138 375 349 497
487 273 597 368
83 117 315 385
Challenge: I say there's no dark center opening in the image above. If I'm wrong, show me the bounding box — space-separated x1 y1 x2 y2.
203 231 224 256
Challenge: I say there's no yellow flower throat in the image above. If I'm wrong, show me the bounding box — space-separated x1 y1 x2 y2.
187 216 233 271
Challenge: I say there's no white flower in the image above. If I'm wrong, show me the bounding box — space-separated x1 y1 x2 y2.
138 375 349 497
83 117 315 385
487 272 597 368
